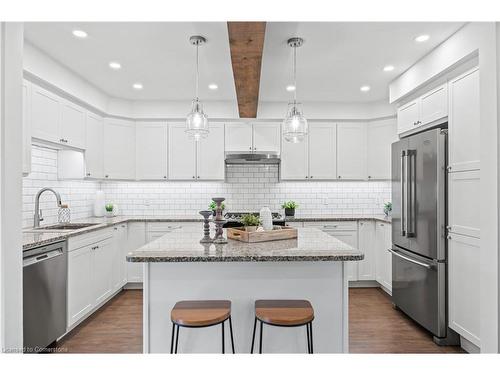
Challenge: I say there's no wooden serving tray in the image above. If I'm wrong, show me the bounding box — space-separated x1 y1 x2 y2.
227 226 298 243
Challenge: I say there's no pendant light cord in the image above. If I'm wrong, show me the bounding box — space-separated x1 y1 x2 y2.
195 43 199 100
293 44 297 103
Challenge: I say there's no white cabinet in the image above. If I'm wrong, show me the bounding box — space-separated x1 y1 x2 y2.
127 222 146 283
252 123 281 152
336 122 367 180
448 233 480 347
375 222 392 292
308 123 337 180
136 121 168 180
92 237 114 306
103 119 136 180
112 223 128 290
397 84 448 135
281 134 309 180
448 67 480 172
197 123 225 180
22 80 31 176
85 112 104 179
448 170 480 238
357 221 376 280
225 123 253 152
31 83 61 144
169 122 225 180
60 99 86 149
67 245 93 326
367 119 397 180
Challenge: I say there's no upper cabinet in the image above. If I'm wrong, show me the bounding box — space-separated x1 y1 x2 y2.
103 119 136 180
31 83 86 149
308 123 337 180
136 121 168 180
397 83 448 135
280 133 309 180
448 67 480 173
197 123 225 180
337 122 367 180
225 123 280 153
85 113 104 179
367 119 397 180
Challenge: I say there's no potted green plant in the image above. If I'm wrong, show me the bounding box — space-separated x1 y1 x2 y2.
209 200 226 217
241 214 261 232
383 202 392 217
282 201 298 217
105 203 114 217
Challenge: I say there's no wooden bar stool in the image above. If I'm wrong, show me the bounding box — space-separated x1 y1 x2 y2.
250 300 314 354
170 300 235 354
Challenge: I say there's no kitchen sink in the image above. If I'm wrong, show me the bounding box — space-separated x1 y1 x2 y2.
29 223 99 231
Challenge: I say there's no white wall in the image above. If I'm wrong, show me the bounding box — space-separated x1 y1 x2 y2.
390 22 499 353
0 22 23 352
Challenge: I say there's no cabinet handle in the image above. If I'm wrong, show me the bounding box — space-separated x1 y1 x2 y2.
121 225 126 228
192 176 195 179
447 166 452 172
305 176 308 179
249 147 252 150
446 225 452 231
254 147 257 151
197 176 200 179
447 235 452 240
338 176 341 179
163 176 167 179
380 224 384 227
368 176 371 179
114 227 118 231
86 172 91 176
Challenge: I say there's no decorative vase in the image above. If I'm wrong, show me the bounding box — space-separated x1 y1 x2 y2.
285 208 295 217
259 206 273 231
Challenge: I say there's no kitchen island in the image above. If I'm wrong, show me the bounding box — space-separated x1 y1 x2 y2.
127 226 363 353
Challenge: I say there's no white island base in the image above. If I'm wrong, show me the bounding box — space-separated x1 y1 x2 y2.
143 261 348 353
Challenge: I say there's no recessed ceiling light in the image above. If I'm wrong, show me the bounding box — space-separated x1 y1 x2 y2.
208 83 218 90
132 83 143 90
383 65 395 72
360 85 371 92
286 85 296 92
108 61 121 70
415 34 430 43
72 29 88 39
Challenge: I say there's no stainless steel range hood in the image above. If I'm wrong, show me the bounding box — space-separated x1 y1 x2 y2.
225 151 280 164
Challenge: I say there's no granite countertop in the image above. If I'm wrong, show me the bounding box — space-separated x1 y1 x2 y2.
22 214 391 251
126 227 364 263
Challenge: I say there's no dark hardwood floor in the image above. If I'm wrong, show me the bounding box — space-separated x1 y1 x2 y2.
55 288 464 354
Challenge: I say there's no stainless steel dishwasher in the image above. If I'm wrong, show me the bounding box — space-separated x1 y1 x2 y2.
23 240 67 352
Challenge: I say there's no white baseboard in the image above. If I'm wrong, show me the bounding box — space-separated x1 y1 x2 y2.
460 336 480 353
124 282 143 290
349 280 379 288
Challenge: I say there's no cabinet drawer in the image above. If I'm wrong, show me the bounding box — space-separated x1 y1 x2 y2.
68 228 113 252
304 221 358 231
146 222 186 232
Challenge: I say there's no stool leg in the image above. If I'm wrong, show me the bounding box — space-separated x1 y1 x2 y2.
259 321 263 354
309 322 314 354
250 317 257 354
229 316 235 354
170 323 176 354
306 323 311 354
222 321 225 354
175 324 180 354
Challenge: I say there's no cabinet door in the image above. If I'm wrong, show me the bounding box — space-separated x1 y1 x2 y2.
367 119 397 180
85 113 104 179
420 84 448 126
197 123 225 180
397 100 419 134
168 123 197 180
448 68 480 172
103 119 136 179
357 221 376 280
31 84 61 143
22 80 31 175
328 230 359 281
308 123 336 180
336 122 367 180
383 224 392 292
112 224 128 290
281 135 308 180
448 170 480 238
225 123 253 152
136 121 167 180
253 123 281 152
92 237 114 306
127 223 146 283
67 245 93 326
448 233 480 346
375 222 386 285
60 99 86 149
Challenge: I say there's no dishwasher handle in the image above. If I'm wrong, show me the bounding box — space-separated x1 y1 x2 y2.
23 248 63 267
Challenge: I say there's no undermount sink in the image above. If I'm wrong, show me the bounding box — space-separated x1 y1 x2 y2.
31 223 99 231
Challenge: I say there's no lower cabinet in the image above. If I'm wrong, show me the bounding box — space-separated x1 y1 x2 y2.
112 223 128 289
357 221 376 280
127 222 146 283
375 222 392 292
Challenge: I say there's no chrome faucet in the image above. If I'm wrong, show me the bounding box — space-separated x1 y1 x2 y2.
34 188 63 228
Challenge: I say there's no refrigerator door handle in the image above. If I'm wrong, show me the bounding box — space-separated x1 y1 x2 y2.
406 149 415 237
400 150 406 236
388 248 433 269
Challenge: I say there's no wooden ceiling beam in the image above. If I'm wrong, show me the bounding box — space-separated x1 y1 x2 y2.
227 22 266 118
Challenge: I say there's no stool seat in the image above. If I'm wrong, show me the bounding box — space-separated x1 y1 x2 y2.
171 300 231 327
255 299 314 326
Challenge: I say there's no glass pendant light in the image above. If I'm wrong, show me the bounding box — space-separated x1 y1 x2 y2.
186 35 209 141
283 37 308 143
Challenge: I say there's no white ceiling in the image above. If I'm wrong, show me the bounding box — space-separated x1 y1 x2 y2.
260 22 465 103
24 22 238 101
24 22 465 105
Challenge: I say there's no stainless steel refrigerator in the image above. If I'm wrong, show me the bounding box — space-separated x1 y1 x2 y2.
391 126 458 345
